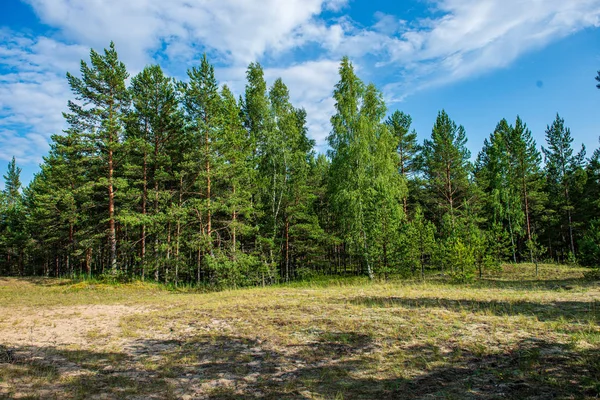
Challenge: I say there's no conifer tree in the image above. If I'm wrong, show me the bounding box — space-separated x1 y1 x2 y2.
475 119 522 262
404 206 436 279
64 42 130 273
542 114 586 259
422 110 471 227
127 64 183 280
385 111 420 214
0 157 26 275
508 116 545 262
3 157 21 206
181 54 223 280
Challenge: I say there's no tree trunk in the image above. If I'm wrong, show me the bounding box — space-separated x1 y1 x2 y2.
206 129 212 244
108 147 117 274
285 218 290 282
523 177 534 263
232 184 237 255
141 151 147 279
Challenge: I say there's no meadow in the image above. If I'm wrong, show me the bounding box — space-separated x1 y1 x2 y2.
1 264 598 399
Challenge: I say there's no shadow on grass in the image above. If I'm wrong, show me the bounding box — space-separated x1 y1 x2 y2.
1 334 599 399
350 296 599 323
475 277 598 292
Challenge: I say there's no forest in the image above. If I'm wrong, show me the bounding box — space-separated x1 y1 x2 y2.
0 42 599 286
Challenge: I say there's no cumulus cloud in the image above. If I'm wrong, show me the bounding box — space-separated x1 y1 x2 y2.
0 31 87 164
2 0 600 170
23 0 347 66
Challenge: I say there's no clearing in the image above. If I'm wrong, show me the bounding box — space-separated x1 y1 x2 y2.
0 264 599 399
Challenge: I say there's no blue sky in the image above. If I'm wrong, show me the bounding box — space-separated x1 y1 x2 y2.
1 0 599 186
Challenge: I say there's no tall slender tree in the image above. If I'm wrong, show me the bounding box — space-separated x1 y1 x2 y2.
181 54 223 279
328 58 405 279
64 42 130 273
126 64 183 280
508 116 545 262
542 114 586 258
422 110 471 227
0 157 26 275
385 111 419 214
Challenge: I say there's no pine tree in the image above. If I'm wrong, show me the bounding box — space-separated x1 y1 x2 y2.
404 206 436 279
507 116 545 262
542 114 586 259
385 111 420 214
181 54 223 281
242 62 277 283
475 119 522 262
0 157 26 275
3 157 21 206
220 85 255 258
127 64 183 281
64 42 130 273
422 110 471 227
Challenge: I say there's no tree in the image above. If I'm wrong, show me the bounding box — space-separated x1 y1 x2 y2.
403 206 436 280
475 119 521 262
126 64 183 281
3 157 22 206
508 117 545 262
385 111 420 214
0 157 26 275
181 54 223 281
64 42 130 273
596 70 600 89
422 110 471 227
475 117 545 263
542 114 586 259
242 62 277 283
328 58 405 279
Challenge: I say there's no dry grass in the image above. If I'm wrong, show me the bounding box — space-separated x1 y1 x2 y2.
0 264 598 399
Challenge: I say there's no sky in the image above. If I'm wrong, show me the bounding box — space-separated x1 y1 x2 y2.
1 0 600 186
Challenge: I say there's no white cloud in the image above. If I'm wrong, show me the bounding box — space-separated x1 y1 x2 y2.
23 0 348 66
264 60 340 149
2 0 600 171
380 0 600 97
0 31 87 164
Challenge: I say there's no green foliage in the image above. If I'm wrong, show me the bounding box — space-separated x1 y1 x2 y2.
422 110 471 226
2 48 600 285
542 114 587 259
579 220 600 267
327 58 406 279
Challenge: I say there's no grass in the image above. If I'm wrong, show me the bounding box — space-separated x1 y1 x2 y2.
0 263 599 399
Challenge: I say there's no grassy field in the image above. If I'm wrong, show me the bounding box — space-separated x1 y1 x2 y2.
0 264 598 399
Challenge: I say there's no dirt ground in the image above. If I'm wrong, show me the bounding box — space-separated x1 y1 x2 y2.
0 266 599 399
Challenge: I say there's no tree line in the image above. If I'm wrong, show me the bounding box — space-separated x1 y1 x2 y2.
1 43 599 285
